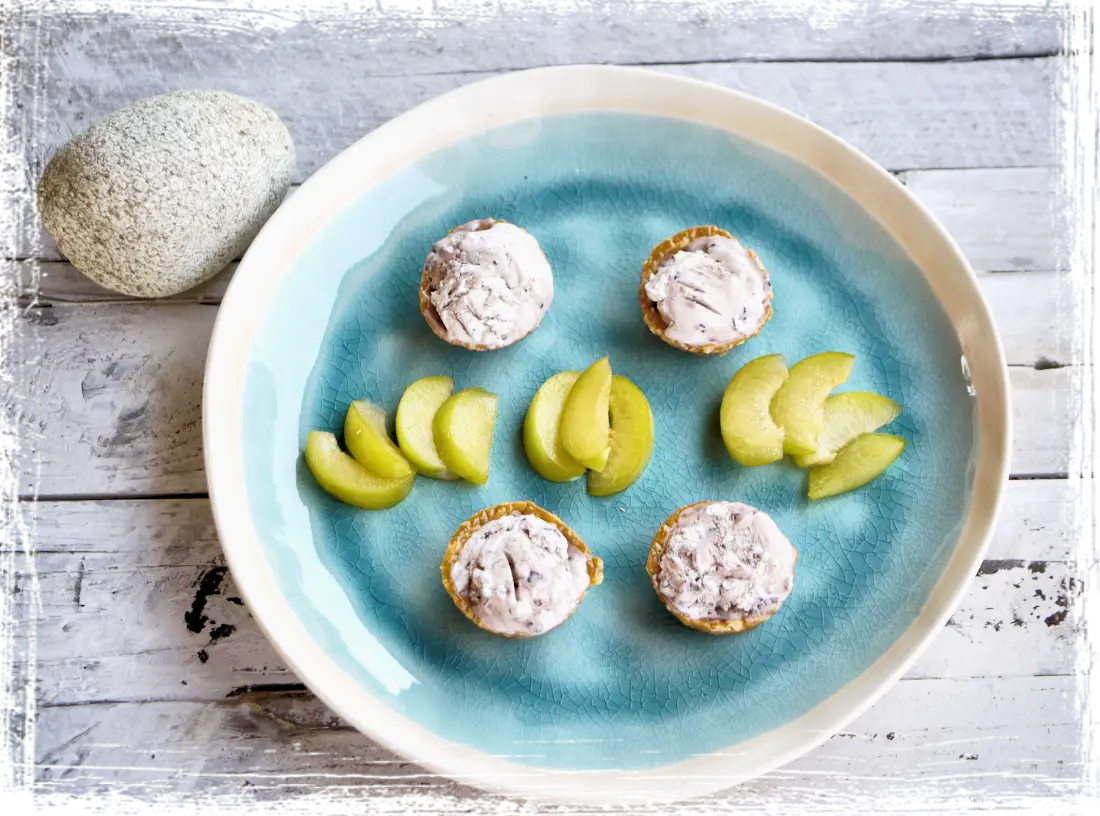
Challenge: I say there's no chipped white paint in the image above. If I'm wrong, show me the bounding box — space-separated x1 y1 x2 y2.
31 676 1084 804
3 0 1087 811
17 489 1081 706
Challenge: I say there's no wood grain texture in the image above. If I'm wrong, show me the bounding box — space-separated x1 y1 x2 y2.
12 265 1076 367
0 499 1095 813
34 675 1083 803
30 0 1066 76
899 167 1068 272
18 55 1058 227
1009 366 1077 477
14 304 213 498
981 271 1076 366
11 301 1075 499
10 3 1079 802
17 484 1080 708
8 166 1100 274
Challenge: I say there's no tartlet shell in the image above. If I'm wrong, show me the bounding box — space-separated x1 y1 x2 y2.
419 218 551 352
440 501 603 639
638 225 774 356
645 501 797 635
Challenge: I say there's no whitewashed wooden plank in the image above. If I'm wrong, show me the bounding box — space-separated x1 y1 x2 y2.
0 190 50 257
14 265 1074 366
662 58 1058 170
4 164 1095 276
34 675 1083 804
978 270 1076 366
30 1 1065 81
986 479 1076 562
14 261 235 303
20 56 1057 227
24 476 1075 564
917 560 1080 680
1009 365 1077 477
900 167 1067 272
15 304 214 498
20 494 1079 707
12 304 1075 498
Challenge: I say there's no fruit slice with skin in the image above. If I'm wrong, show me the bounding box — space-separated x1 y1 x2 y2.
433 387 499 485
524 371 587 482
396 376 459 480
304 431 415 510
808 433 906 500
588 375 654 497
793 392 901 468
344 400 414 479
770 352 856 456
720 354 789 466
560 357 613 471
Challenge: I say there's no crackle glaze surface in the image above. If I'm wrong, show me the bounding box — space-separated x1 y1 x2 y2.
241 113 976 770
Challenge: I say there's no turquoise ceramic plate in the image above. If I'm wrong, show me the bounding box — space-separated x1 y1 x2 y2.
204 66 1010 804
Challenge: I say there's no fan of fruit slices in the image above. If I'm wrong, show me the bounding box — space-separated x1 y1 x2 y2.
720 351 906 499
303 377 500 510
523 357 655 497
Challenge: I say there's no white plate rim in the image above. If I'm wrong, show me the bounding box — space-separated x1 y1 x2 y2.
202 64 1011 805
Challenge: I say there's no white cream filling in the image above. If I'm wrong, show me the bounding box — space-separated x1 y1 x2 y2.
657 502 795 621
451 512 591 636
644 234 770 347
425 220 553 349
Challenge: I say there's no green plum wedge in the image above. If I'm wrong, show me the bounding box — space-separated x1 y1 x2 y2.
524 371 587 482
770 352 855 456
433 387 499 485
344 399 414 479
560 357 613 472
588 375 654 497
808 433 906 500
305 431 415 510
719 353 789 466
793 392 901 468
396 376 459 480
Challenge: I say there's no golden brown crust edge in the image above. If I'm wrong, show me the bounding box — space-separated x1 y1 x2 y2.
440 501 603 639
645 501 797 635
419 219 548 352
638 225 774 357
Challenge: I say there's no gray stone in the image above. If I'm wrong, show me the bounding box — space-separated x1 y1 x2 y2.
37 89 295 298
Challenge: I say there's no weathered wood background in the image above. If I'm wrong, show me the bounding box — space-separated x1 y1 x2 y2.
4 1 1087 810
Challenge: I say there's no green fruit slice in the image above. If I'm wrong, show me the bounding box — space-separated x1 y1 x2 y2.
524 371 587 482
719 353 789 466
560 357 613 471
793 392 901 468
432 387 499 485
770 352 856 456
344 400 414 479
304 431 415 510
588 375 654 497
395 376 459 480
808 433 906 500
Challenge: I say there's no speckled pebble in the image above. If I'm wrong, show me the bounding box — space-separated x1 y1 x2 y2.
37 89 295 298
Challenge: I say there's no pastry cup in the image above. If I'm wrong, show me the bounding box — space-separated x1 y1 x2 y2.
638 225 774 356
420 218 550 352
440 501 603 638
645 501 797 635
